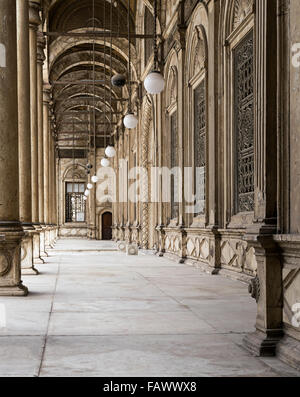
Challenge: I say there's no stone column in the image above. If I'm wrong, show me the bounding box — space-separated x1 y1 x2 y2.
89 150 96 239
49 133 56 245
54 143 58 241
37 31 47 257
0 0 28 296
174 21 187 263
29 0 43 264
141 99 151 250
17 0 38 275
43 87 51 249
243 0 282 356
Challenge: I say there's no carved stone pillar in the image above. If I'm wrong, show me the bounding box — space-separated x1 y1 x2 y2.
205 0 221 273
174 21 186 230
17 0 38 275
141 97 152 250
49 133 55 245
0 0 28 295
43 87 51 249
156 70 164 256
29 0 44 264
174 14 187 262
243 0 282 356
89 150 96 240
37 31 47 257
54 143 58 241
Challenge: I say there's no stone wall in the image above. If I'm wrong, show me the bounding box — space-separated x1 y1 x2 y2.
111 0 300 369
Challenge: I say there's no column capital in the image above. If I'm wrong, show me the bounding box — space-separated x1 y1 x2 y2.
37 31 46 64
43 85 51 105
29 1 41 30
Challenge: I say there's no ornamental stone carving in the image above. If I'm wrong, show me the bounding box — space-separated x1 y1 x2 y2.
232 0 253 31
248 275 260 302
192 26 207 77
0 251 11 277
140 97 152 249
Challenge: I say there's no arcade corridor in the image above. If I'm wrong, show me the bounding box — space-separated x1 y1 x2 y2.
1 0 300 377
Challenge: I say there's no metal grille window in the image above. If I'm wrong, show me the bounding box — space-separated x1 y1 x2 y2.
233 31 254 213
65 183 86 223
170 112 179 220
194 80 206 215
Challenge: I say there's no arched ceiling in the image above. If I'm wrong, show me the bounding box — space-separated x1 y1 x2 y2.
46 0 138 153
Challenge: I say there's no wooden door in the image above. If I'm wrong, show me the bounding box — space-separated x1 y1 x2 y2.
102 212 112 240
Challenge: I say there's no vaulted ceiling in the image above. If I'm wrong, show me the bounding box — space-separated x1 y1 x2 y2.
46 0 138 155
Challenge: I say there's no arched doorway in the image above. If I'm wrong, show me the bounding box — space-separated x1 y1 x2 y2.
102 212 112 240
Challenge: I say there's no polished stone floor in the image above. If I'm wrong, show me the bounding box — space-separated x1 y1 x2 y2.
0 239 298 377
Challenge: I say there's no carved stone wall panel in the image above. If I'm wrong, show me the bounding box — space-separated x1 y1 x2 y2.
186 235 210 264
164 231 182 256
283 267 300 332
59 227 88 238
220 236 257 276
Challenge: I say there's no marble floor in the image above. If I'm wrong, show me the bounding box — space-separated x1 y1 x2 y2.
0 239 298 377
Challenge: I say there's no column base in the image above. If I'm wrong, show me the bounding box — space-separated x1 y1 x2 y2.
34 257 44 264
32 227 45 264
21 230 39 276
22 266 39 275
0 223 28 296
243 329 283 357
44 227 51 251
39 227 48 257
0 283 28 296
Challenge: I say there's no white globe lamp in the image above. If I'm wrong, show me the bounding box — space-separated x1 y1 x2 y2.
123 113 138 129
84 189 90 197
144 71 165 95
91 175 99 183
87 183 93 190
101 158 110 167
105 145 116 158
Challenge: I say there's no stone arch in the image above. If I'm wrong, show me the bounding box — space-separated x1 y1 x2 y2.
98 208 113 240
231 0 254 33
189 26 208 81
185 2 208 81
165 50 178 119
222 0 254 40
49 33 138 82
166 65 178 109
63 163 87 181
